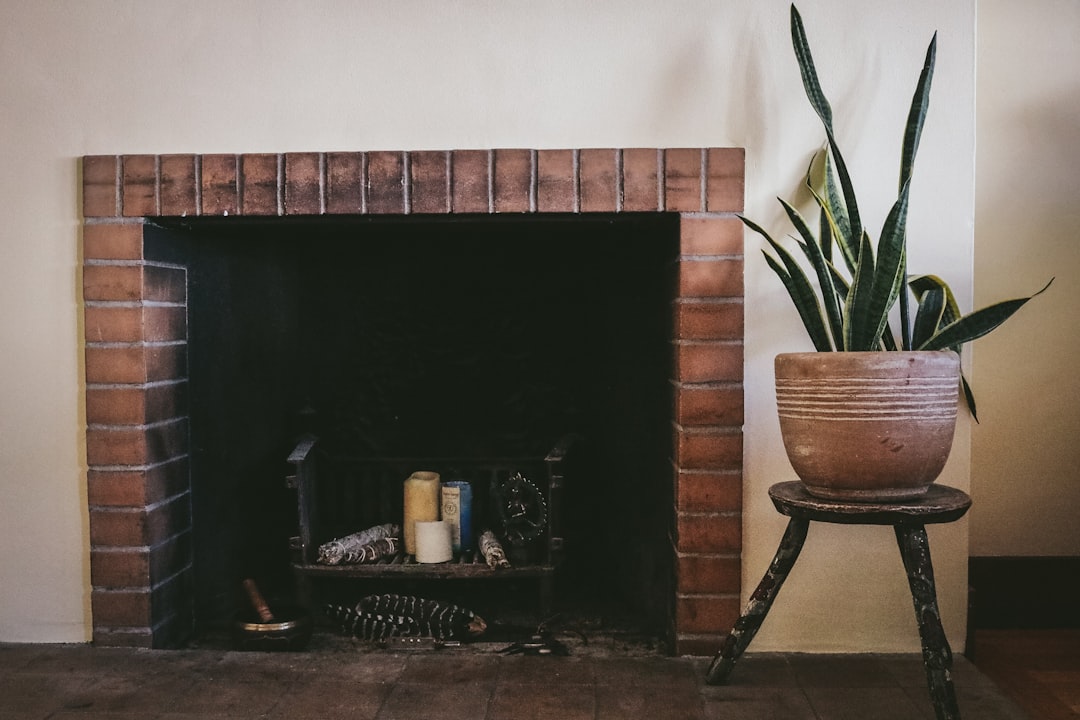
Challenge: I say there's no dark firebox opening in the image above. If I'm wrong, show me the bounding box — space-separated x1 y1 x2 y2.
152 213 678 647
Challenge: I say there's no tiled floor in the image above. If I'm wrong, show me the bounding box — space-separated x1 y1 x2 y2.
971 629 1080 720
0 641 1030 719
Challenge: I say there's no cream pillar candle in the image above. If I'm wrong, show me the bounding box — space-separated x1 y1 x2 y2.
403 471 441 556
414 520 453 563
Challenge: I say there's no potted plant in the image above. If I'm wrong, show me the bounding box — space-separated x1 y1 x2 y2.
745 5 1052 501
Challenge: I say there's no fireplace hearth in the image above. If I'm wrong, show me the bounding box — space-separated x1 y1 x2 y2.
82 148 745 655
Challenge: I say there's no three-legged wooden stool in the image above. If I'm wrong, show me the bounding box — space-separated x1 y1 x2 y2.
706 481 972 720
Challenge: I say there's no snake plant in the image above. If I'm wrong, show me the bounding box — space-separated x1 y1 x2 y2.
746 5 1051 418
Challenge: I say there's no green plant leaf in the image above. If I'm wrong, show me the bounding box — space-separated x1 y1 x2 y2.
961 373 979 424
822 151 858 273
863 180 912 348
911 284 945 348
896 35 935 350
791 4 863 257
843 231 878 350
900 34 937 192
910 274 962 327
917 279 1054 350
780 198 844 348
742 214 834 351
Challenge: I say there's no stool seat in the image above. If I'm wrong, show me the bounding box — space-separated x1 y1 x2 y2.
770 481 971 525
707 481 972 720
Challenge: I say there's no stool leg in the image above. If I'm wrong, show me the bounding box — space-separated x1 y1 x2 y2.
706 517 809 685
894 524 961 720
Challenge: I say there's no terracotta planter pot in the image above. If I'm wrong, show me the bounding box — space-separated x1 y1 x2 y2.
774 352 960 501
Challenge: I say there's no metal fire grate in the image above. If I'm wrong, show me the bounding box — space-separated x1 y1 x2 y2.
286 434 577 613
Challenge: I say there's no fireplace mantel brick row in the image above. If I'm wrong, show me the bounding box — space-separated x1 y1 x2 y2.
81 148 743 653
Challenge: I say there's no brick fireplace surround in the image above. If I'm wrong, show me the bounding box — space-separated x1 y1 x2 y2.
81 148 745 655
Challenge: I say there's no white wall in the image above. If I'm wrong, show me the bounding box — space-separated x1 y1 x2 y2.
0 0 975 651
971 0 1080 558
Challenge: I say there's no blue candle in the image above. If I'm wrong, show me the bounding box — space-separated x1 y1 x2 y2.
440 480 473 553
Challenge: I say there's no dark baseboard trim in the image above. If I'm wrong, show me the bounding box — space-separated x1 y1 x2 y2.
968 556 1080 630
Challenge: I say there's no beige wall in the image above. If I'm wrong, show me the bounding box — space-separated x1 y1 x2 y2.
0 0 976 650
971 0 1080 557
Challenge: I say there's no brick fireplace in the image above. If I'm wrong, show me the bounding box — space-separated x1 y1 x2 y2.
81 148 744 655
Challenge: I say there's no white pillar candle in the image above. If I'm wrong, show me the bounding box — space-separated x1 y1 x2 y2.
414 520 453 563
403 471 440 556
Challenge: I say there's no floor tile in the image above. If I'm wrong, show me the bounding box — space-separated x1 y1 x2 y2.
488 683 595 720
267 679 390 719
804 686 927 720
495 654 596 685
377 681 493 720
790 653 897 688
702 686 819 720
596 683 705 719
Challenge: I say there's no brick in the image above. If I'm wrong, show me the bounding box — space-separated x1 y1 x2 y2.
84 344 187 384
87 469 151 507
675 342 743 383
284 152 321 215
579 149 618 212
493 149 531 213
145 494 191 547
675 428 742 470
83 155 119 217
84 305 143 343
452 150 489 213
622 148 660 212
144 306 186 342
665 148 703 212
83 265 142 302
143 265 186 303
240 153 279 216
676 471 742 513
150 569 195 634
150 612 192 649
84 305 186 344
675 384 743 427
675 634 730 657
91 588 151 627
680 215 743 256
706 147 745 213
675 595 741 635
159 155 197 216
86 419 187 466
676 554 741 594
149 531 192 584
122 155 157 217
676 512 741 553
326 152 364 213
200 154 238 216
87 459 189 508
83 223 144 261
86 386 146 425
675 301 743 341
409 150 450 214
367 151 405 214
86 382 186 425
91 548 150 588
92 627 153 648
89 507 147 546
536 149 575 213
679 258 744 298
143 458 189 504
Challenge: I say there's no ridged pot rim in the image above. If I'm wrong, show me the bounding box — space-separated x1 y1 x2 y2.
775 350 960 377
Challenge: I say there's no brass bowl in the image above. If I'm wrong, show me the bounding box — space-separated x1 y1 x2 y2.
231 604 313 651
